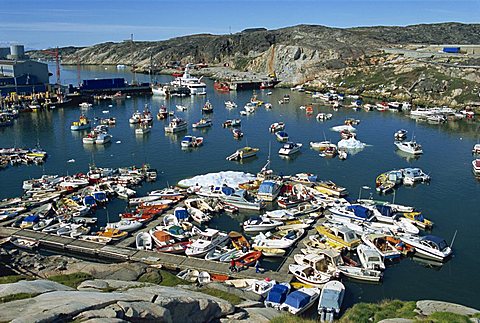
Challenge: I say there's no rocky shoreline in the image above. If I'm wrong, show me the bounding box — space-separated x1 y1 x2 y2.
1 248 479 323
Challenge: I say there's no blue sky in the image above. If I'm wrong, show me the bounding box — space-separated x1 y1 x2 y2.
1 0 479 49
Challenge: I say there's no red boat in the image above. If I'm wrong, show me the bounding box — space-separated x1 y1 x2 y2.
234 251 262 268
214 81 230 92
120 212 153 222
172 71 183 77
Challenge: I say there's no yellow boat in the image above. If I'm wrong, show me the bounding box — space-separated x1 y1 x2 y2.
315 224 360 250
403 212 433 229
228 231 250 250
97 228 128 240
290 281 315 289
253 246 286 257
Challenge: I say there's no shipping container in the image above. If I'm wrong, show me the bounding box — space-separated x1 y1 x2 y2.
81 78 126 90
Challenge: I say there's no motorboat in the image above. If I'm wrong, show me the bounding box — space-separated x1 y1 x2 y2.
170 64 207 95
315 224 361 250
472 144 480 155
315 181 348 197
228 231 250 250
279 287 320 315
232 128 243 139
185 228 229 257
245 279 277 297
128 195 160 205
226 146 259 161
337 265 383 282
243 216 283 232
222 119 241 128
265 283 291 309
187 206 211 224
136 231 153 250
357 244 386 270
269 122 285 133
361 233 402 260
70 115 91 131
202 100 213 113
275 131 289 142
97 228 128 241
402 168 430 185
252 229 304 249
317 280 345 322
473 159 480 175
148 188 185 200
279 142 302 156
225 101 237 108
181 135 204 148
328 204 375 222
401 212 433 229
135 122 151 135
395 140 423 155
400 235 452 262
165 117 188 133
192 118 212 128
394 129 408 140
129 111 142 124
157 241 191 254
95 133 112 145
152 84 168 96
256 180 283 202
149 229 176 247
253 246 286 257
223 189 264 210
316 113 333 121
177 269 200 283
157 106 168 119
310 141 337 151
106 219 142 232
20 214 39 229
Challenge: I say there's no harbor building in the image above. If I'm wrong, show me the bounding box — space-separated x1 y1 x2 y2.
0 45 49 95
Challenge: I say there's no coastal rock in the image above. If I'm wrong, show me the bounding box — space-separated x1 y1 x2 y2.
416 300 480 317
0 279 74 298
205 282 262 302
379 319 414 323
236 300 264 308
73 304 124 320
240 307 283 323
117 301 172 323
81 319 127 323
77 279 153 291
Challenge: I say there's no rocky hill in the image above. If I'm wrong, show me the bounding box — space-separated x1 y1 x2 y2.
28 23 480 106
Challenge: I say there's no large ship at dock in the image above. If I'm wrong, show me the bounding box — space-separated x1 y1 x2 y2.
170 64 207 95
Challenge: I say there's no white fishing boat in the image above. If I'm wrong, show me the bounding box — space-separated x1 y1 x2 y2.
95 133 112 145
269 122 285 133
245 279 277 297
361 233 402 260
402 168 430 185
310 141 337 151
225 101 237 109
181 135 204 148
192 118 212 128
165 117 188 133
129 111 142 124
328 204 375 222
473 159 480 175
317 280 345 322
187 206 212 224
394 140 423 155
400 235 452 262
170 64 207 95
185 228 229 257
226 146 259 161
128 195 160 205
316 113 333 121
136 232 153 250
279 287 320 315
279 142 302 156
357 244 386 270
223 189 264 210
275 131 289 142
256 180 283 202
243 216 283 232
394 129 408 140
472 144 480 155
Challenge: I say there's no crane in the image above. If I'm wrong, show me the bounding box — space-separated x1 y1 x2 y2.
42 47 60 85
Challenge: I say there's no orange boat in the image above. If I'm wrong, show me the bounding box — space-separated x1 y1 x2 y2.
235 251 262 268
120 212 153 222
151 230 175 247
210 273 230 282
138 203 169 211
97 228 127 240
229 231 250 250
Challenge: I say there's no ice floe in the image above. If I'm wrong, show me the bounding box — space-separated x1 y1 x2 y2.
178 171 255 189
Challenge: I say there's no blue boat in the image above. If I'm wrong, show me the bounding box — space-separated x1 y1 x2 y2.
20 214 40 229
93 191 108 204
174 207 189 222
276 131 289 142
279 287 320 315
83 195 97 208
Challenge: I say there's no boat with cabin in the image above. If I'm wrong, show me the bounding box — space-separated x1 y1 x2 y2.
279 287 320 315
395 139 423 155
185 228 229 257
317 281 345 322
226 147 259 161
279 142 302 156
71 115 91 131
165 117 188 133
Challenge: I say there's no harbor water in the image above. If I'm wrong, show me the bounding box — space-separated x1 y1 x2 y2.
0 64 479 309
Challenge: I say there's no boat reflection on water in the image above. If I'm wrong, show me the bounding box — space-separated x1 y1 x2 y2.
410 256 445 270
396 149 422 162
279 151 302 162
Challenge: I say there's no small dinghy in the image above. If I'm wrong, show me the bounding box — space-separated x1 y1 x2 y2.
176 269 199 283
337 265 383 282
10 237 39 250
136 232 153 250
198 271 211 284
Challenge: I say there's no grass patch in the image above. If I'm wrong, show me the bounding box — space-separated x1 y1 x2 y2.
48 272 93 289
424 312 471 323
270 314 317 323
200 288 243 306
0 275 32 285
340 299 417 323
156 270 186 287
138 270 163 285
0 292 38 304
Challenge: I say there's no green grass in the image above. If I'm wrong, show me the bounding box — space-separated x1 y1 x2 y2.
200 288 243 305
270 314 317 323
422 312 472 323
48 272 93 289
0 275 32 285
340 299 417 323
138 270 163 285
0 293 38 304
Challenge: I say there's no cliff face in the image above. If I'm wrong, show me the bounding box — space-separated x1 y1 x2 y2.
28 23 480 106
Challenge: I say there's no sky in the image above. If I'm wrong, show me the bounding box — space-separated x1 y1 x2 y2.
1 0 479 49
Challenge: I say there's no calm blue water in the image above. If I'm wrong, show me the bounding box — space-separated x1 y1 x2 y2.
1 64 479 309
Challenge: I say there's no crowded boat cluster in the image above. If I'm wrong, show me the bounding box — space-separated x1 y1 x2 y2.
0 147 48 168
0 157 455 320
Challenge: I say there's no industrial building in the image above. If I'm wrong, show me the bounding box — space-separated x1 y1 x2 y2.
0 45 49 95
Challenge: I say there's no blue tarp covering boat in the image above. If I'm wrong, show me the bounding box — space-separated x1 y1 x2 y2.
346 205 372 219
284 290 311 309
266 284 290 304
174 208 189 221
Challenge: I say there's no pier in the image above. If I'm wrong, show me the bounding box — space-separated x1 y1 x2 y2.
0 216 327 282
